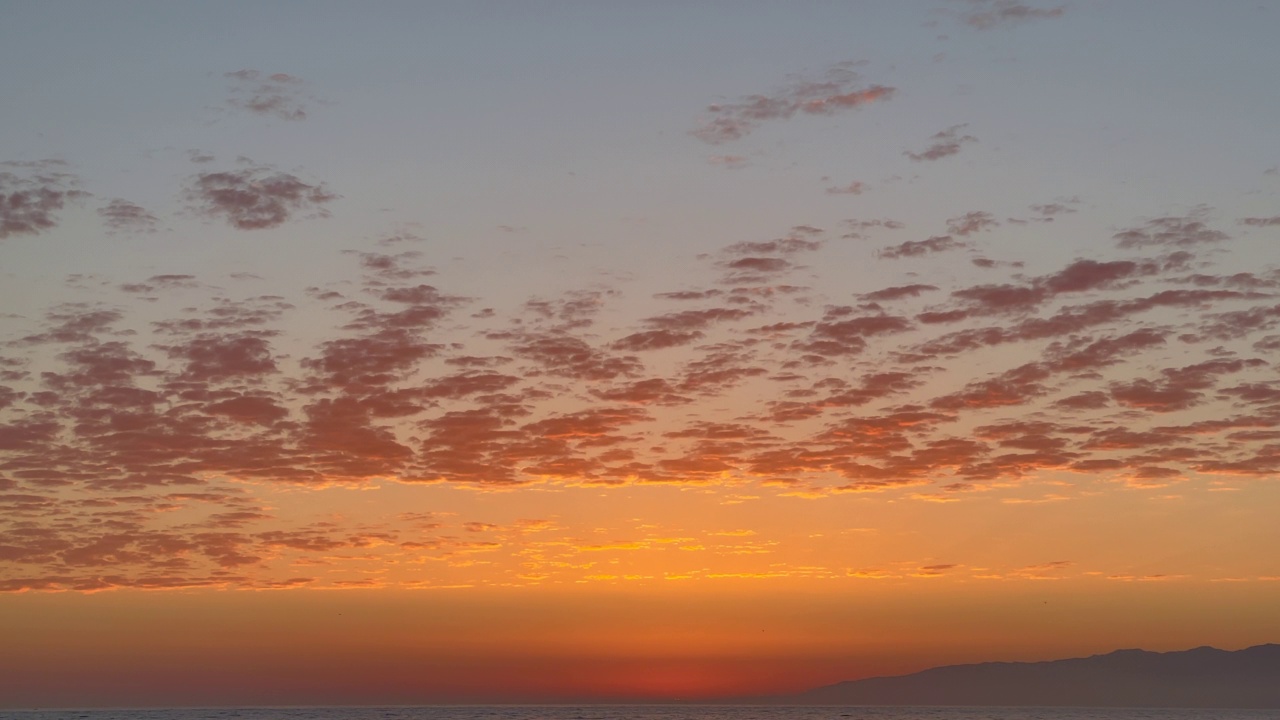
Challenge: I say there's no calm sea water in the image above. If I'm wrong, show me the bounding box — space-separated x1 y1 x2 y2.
2 707 1277 720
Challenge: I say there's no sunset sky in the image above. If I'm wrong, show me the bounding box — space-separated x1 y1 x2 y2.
3 0 1280 708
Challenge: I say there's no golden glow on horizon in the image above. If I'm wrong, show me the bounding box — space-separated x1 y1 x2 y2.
5 580 1280 704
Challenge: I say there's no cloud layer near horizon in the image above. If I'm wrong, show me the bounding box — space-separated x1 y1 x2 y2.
3 200 1279 591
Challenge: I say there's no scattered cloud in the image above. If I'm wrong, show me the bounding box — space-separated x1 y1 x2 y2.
825 181 867 195
708 155 749 169
225 69 310 121
860 284 939 302
0 160 87 240
1239 216 1280 227
960 0 1066 30
880 235 966 259
694 63 894 144
120 274 199 294
947 211 999 236
905 124 977 162
1030 200 1080 219
842 218 905 240
185 162 336 230
1114 212 1230 249
98 199 160 234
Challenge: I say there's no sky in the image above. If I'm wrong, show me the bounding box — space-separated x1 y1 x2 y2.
3 0 1280 708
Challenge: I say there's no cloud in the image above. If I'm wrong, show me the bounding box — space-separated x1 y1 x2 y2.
419 371 520 401
931 362 1052 410
960 0 1066 30
711 229 826 287
161 333 278 383
147 297 293 338
825 181 867 195
0 161 87 240
521 288 618 330
18 304 125 345
1119 465 1185 489
202 395 289 426
1114 213 1230 248
693 64 894 143
5 215 1280 589
302 332 441 390
793 306 914 357
1041 328 1168 375
592 378 690 406
1239 216 1280 227
1030 200 1080 218
120 274 200 295
905 124 977 162
674 345 768 394
352 251 437 282
880 235 966 259
946 211 999 236
707 155 748 169
611 329 704 352
914 259 1159 329
816 371 922 408
185 163 336 230
225 69 310 121
1110 359 1264 413
724 239 821 257
860 284 939 302
98 199 160 234
842 217 906 240
1041 259 1152 293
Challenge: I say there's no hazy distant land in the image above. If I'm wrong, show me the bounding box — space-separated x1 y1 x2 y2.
767 645 1280 708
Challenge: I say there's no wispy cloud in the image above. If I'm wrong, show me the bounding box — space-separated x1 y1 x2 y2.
224 69 311 121
707 155 749 170
694 63 895 144
1114 212 1230 249
98 199 160 234
959 0 1066 30
825 181 867 195
880 235 966 259
905 124 977 162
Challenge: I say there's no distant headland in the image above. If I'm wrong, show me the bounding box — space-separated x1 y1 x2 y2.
761 644 1280 708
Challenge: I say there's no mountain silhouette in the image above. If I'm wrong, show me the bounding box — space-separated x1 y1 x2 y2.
775 644 1280 707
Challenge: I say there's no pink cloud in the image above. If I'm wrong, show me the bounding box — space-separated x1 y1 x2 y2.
1041 259 1152 293
162 333 278 382
611 329 704 351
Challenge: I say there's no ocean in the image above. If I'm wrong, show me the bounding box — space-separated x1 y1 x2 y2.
1 706 1276 720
